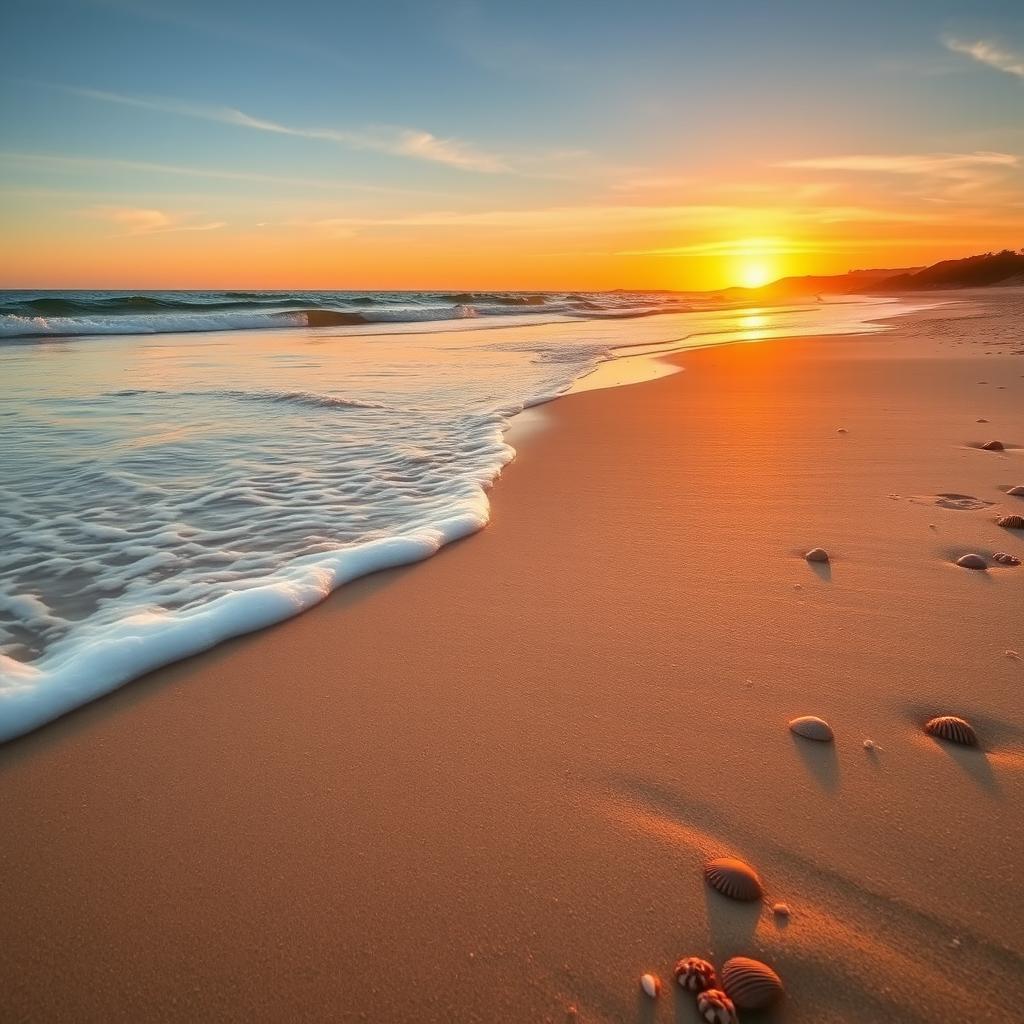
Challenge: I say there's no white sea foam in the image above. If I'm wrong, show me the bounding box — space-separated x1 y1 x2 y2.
0 294 932 740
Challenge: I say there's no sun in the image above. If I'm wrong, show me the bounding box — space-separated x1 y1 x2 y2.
736 258 775 289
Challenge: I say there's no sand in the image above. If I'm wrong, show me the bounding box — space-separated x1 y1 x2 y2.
1 291 1022 1023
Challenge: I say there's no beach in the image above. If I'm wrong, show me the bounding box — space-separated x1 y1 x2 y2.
1 291 1022 1022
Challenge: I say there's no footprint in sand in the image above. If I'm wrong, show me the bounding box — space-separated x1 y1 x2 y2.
909 493 993 511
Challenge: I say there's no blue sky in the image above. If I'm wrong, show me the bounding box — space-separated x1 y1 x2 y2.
3 0 1023 288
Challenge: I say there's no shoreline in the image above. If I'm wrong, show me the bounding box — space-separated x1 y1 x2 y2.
2 293 1022 1022
0 293 930 744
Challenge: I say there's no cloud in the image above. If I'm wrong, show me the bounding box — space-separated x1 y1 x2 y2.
66 87 510 173
775 151 1021 200
944 36 1024 78
615 237 847 258
777 152 1018 175
81 205 226 236
0 151 454 197
282 201 940 238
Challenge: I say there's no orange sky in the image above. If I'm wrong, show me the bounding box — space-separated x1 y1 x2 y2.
4 1 1024 291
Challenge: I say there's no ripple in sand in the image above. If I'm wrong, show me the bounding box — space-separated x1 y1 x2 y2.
675 956 717 992
925 715 979 747
721 957 784 1010
697 989 738 1024
955 553 987 569
804 546 829 563
789 715 835 741
704 857 763 901
997 514 1024 529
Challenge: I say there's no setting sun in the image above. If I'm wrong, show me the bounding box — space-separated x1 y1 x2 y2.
736 259 775 289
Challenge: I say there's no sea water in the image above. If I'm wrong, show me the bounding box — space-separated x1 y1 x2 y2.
0 290 926 739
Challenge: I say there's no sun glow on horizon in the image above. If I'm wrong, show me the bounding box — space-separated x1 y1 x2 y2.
736 259 775 289
724 237 788 290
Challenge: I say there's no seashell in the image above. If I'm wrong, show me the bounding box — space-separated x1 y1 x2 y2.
924 715 978 747
804 547 829 563
772 901 791 917
863 738 882 751
721 956 784 1010
789 715 834 742
696 989 738 1024
980 440 1004 451
674 956 717 992
993 552 1021 566
1007 485 1024 496
997 514 1024 529
639 973 661 998
955 553 987 569
704 857 763 901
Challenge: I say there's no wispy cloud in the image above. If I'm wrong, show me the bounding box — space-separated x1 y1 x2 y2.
944 36 1024 78
0 151 455 197
82 205 226 236
278 201 940 238
776 151 1020 200
777 152 1018 175
615 237 849 258
67 87 510 173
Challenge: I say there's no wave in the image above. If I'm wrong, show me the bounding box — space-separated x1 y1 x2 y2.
441 292 547 306
106 387 389 411
0 289 705 341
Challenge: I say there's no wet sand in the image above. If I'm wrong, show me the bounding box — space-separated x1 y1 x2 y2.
2 292 1022 1023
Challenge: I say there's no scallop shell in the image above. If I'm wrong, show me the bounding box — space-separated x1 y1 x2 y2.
789 715 835 742
704 857 763 901
997 514 1024 529
993 551 1021 566
980 440 1005 451
674 956 717 992
696 989 738 1024
639 973 661 998
804 547 829 563
924 715 978 747
721 957 784 1010
955 553 987 569
1007 485 1024 496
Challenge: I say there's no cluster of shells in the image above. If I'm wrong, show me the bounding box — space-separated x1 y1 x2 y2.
638 856 785 1020
641 951 783 1023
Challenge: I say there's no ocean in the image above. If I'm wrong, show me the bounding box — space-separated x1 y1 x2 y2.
0 289 926 739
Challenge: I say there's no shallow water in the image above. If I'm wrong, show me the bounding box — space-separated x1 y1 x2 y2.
0 293 927 739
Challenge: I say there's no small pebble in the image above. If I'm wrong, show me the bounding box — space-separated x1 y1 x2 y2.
772 902 790 917
863 738 881 751
804 547 829 563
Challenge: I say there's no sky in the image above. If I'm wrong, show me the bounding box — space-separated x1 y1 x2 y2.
2 0 1023 291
